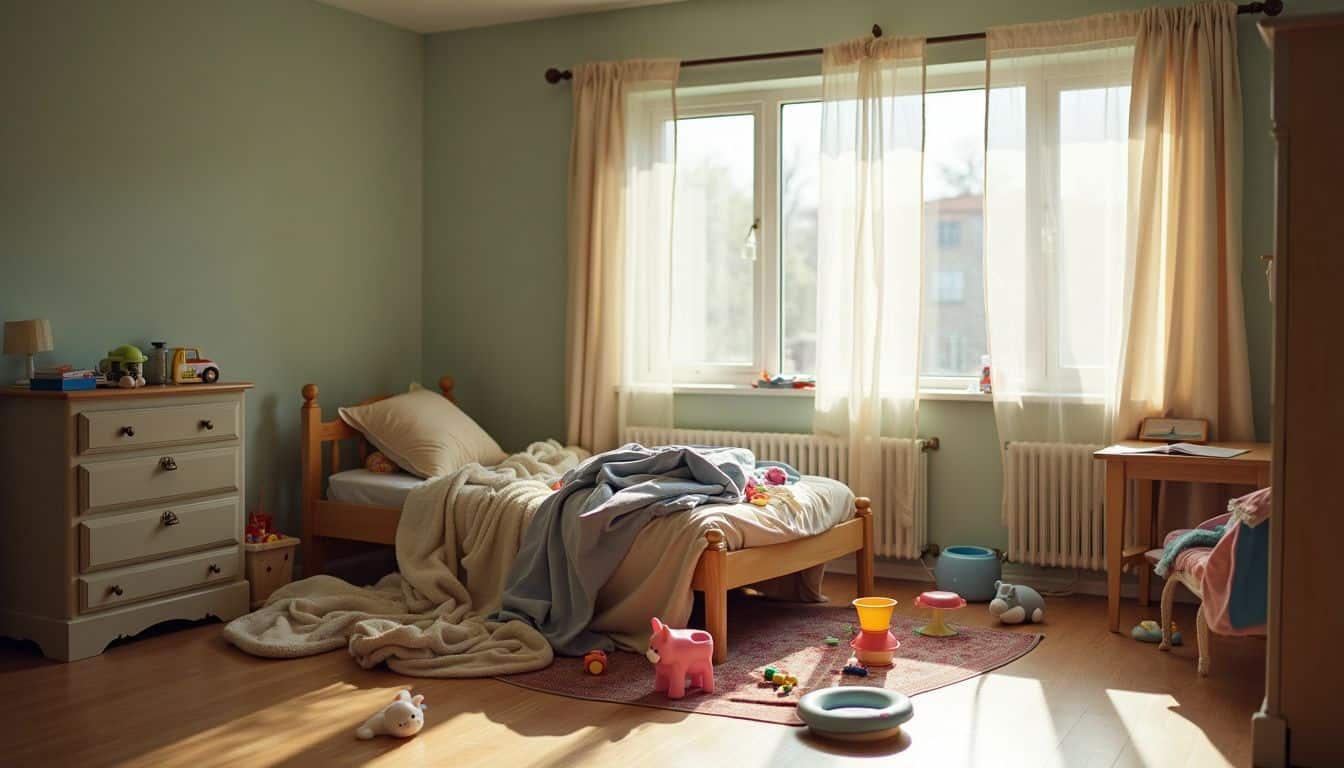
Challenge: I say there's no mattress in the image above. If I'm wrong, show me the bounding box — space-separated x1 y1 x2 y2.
328 469 426 508
327 468 855 545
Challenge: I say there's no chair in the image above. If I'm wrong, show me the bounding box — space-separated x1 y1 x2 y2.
1146 491 1271 676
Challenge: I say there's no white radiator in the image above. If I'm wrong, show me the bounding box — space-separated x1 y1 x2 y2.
621 427 928 559
1002 441 1110 569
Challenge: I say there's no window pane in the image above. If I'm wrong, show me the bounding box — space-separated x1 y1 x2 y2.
922 88 987 379
780 101 821 376
671 114 756 366
1057 85 1130 372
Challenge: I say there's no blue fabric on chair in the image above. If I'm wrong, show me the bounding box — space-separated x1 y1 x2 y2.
1155 525 1225 578
1228 520 1269 630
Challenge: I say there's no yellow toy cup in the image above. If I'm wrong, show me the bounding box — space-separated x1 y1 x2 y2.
852 597 897 632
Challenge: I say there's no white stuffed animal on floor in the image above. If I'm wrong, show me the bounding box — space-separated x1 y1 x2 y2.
355 690 427 740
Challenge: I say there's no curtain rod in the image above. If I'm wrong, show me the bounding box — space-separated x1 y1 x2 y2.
543 1 1283 84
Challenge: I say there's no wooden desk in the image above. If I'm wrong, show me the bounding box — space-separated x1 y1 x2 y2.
1094 441 1271 632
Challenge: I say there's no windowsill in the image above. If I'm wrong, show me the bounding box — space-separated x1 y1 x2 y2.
669 383 992 402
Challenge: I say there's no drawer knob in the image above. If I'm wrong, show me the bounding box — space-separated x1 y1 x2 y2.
110 585 124 596
120 426 135 437
161 510 180 526
207 563 222 575
160 456 178 471
200 419 214 431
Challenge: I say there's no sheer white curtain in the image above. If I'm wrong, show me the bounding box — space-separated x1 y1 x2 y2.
564 60 678 452
814 35 925 525
984 13 1138 447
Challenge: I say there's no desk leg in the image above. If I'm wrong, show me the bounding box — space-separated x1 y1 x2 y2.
1137 480 1156 608
1106 462 1127 633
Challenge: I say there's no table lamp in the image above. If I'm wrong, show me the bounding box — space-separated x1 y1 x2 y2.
4 319 54 385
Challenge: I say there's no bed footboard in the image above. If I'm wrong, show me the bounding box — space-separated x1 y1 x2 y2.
692 497 874 664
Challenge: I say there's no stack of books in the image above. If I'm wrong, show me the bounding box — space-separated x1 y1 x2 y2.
31 365 97 391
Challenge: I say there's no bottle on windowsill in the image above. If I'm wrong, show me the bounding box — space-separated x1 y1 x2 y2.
979 355 993 395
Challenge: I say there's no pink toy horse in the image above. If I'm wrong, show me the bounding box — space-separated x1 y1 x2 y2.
646 617 715 699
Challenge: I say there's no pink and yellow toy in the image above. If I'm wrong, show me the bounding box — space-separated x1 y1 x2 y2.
646 617 715 700
914 590 968 637
850 597 900 667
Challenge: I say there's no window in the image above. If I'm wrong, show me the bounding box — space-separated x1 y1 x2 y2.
669 81 822 383
933 270 966 304
920 67 988 385
937 221 962 248
668 65 991 389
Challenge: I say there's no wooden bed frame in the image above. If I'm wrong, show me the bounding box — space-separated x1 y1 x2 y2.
299 376 876 663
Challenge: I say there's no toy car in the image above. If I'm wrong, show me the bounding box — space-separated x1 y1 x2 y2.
171 347 220 384
583 650 607 675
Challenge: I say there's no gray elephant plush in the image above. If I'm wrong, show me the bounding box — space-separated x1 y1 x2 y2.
988 580 1045 624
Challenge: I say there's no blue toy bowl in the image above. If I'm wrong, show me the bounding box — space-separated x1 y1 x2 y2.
934 545 1001 602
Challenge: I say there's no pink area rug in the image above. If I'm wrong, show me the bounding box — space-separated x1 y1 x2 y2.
497 599 1042 725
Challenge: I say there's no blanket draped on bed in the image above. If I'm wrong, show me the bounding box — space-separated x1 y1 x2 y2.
491 444 754 655
222 441 587 677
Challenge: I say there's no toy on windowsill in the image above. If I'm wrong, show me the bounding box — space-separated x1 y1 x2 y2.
647 617 715 700
1132 620 1182 645
355 690 426 740
752 370 816 389
987 580 1046 624
584 650 608 675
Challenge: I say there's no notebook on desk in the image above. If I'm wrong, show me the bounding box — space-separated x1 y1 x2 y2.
1110 442 1249 458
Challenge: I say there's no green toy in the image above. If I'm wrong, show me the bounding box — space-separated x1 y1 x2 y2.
99 344 148 388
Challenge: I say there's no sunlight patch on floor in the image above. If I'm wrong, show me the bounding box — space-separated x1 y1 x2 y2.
1104 687 1223 768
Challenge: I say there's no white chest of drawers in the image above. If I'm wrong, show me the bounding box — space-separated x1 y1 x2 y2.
0 382 252 660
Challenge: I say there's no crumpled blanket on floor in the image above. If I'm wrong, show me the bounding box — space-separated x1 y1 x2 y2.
223 441 585 677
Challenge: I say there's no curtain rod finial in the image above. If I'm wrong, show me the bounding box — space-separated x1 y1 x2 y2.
545 67 572 84
872 23 883 38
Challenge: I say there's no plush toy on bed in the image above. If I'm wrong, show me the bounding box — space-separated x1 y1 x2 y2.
355 690 427 740
365 451 397 474
988 580 1046 624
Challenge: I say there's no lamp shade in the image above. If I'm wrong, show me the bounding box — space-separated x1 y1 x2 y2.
3 319 54 355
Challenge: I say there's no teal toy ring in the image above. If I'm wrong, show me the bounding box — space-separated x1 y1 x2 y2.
797 686 913 742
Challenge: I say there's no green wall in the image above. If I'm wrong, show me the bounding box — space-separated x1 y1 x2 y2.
0 0 424 535
423 0 1342 553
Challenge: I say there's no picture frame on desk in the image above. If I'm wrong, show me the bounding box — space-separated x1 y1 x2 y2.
1138 417 1209 444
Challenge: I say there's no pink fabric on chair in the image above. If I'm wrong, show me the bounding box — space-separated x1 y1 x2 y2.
1149 527 1216 583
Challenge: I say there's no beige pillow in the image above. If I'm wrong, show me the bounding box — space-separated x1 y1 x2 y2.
339 383 506 478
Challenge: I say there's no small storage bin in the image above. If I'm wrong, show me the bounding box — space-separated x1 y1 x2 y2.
934 545 1002 602
244 536 300 609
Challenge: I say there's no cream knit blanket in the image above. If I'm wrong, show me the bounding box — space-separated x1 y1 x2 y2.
223 441 585 677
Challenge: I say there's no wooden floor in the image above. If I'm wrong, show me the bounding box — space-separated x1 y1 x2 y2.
0 575 1265 768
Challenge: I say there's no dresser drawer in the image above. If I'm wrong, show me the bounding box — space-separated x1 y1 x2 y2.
79 497 241 572
78 446 239 514
78 401 240 454
78 546 241 613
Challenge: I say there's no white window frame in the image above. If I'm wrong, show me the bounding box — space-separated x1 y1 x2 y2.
919 63 988 392
665 66 1000 395
670 79 821 385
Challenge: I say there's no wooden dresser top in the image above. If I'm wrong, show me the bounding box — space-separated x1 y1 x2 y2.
0 382 253 400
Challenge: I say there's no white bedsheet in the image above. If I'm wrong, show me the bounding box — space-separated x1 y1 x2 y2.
327 468 855 549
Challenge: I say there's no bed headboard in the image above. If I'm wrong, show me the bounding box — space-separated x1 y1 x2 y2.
298 376 455 559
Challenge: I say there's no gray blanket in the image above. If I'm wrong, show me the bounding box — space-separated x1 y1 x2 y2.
491 444 754 656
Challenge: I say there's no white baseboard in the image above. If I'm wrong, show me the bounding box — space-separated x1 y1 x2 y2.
828 554 1200 604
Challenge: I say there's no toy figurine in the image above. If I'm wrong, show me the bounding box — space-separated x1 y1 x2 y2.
355 690 426 740
99 345 147 388
646 617 715 700
988 580 1046 624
